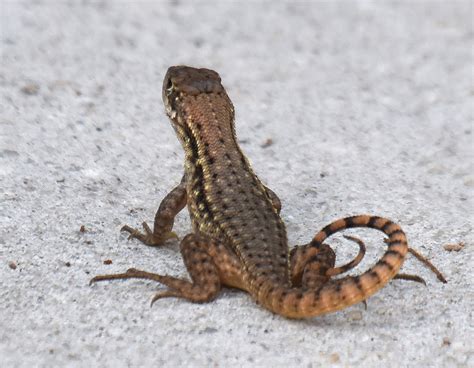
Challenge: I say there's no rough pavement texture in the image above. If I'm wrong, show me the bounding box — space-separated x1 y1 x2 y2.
1 1 472 367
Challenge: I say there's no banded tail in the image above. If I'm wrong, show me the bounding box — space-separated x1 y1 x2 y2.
257 215 408 319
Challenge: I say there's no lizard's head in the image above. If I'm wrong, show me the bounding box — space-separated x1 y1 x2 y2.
162 66 236 151
162 66 225 127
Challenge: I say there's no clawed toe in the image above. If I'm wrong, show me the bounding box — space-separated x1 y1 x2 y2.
121 224 139 234
150 290 181 306
120 223 178 246
121 225 145 241
89 271 132 285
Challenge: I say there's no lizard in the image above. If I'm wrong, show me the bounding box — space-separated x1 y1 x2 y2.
91 66 446 319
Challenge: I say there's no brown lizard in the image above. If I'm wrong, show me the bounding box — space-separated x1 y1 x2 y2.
91 66 446 319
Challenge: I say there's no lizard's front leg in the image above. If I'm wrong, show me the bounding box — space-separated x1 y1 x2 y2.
121 176 187 246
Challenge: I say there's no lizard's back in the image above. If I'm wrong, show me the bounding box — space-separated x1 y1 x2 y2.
163 66 290 287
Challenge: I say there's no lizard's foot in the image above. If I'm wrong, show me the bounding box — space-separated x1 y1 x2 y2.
91 235 225 305
90 268 187 303
90 265 221 305
121 222 178 246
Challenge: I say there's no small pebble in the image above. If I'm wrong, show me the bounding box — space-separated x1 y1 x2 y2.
443 242 465 252
20 83 40 95
329 353 340 363
347 310 363 321
261 138 273 148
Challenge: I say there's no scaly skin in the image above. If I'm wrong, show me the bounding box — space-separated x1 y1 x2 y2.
91 66 446 319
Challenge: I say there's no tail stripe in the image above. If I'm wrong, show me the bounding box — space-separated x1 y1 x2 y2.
376 259 395 271
385 249 405 258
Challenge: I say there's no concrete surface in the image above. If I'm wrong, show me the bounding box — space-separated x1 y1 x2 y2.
1 1 473 367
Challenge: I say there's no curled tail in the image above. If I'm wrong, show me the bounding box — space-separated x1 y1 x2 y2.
258 215 408 319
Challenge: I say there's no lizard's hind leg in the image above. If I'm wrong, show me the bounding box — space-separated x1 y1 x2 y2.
90 234 223 305
326 235 366 276
406 247 447 283
290 235 366 289
382 238 447 283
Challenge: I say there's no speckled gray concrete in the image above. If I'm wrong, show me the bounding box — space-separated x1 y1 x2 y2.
1 1 472 367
